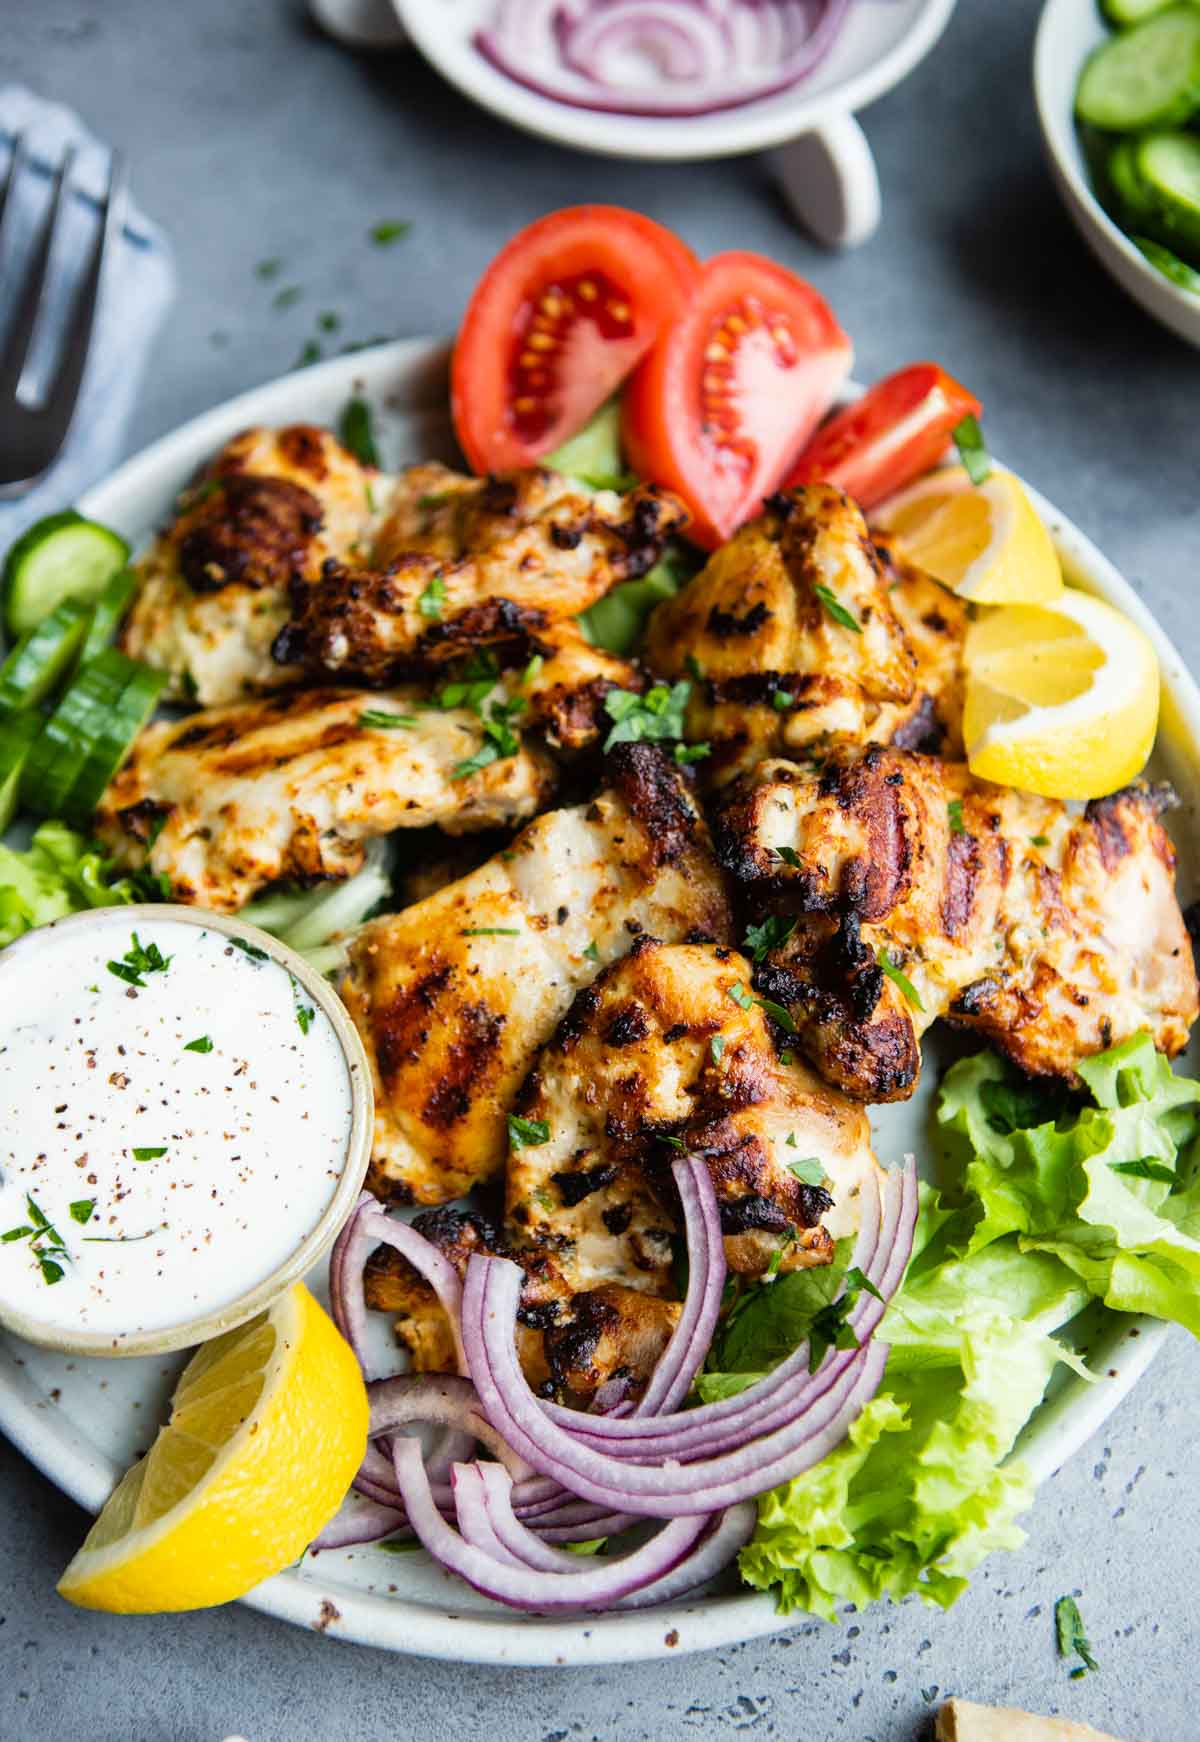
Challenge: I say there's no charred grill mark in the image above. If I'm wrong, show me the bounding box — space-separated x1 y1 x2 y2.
890 693 943 753
602 1202 634 1235
706 600 770 639
279 424 333 478
550 984 602 1053
719 1193 790 1234
613 491 672 579
606 1003 650 1047
478 476 519 515
551 1163 619 1207
374 964 454 1079
419 595 546 654
704 671 827 710
606 742 698 867
178 474 323 594
942 829 982 937
421 1001 507 1129
542 1291 620 1392
116 797 171 842
550 523 583 551
1085 793 1132 871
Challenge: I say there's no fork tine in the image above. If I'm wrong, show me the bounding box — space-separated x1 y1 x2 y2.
22 148 125 421
0 144 76 401
0 132 35 352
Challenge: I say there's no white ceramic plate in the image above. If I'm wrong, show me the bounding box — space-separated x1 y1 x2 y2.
394 0 957 162
1035 0 1200 350
1 336 1198 1664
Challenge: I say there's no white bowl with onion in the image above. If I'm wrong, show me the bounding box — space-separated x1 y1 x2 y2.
388 0 958 247
0 905 373 1359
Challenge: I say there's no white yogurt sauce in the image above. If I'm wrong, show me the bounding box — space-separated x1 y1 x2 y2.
0 914 354 1344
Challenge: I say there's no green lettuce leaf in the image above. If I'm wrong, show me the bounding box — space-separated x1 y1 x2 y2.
0 821 153 945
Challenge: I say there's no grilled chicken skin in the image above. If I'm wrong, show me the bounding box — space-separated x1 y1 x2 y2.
340 744 733 1207
644 486 965 785
275 465 688 683
366 937 882 1403
715 745 1200 1101
94 688 555 912
120 424 381 706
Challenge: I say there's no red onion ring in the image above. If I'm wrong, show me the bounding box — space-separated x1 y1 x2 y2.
475 0 856 120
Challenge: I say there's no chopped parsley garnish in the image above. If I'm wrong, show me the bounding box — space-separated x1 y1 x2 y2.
602 681 690 753
184 1036 213 1054
452 695 526 781
1055 1595 1099 1678
787 1156 827 1187
947 799 966 835
132 1146 168 1161
69 1199 95 1225
877 948 924 1012
1110 1158 1176 1184
807 1266 882 1372
780 1049 796 1065
461 927 520 937
318 310 341 333
418 490 454 510
521 653 544 687
7 1195 70 1285
418 572 447 620
744 915 796 963
339 395 379 467
370 220 412 246
710 1035 725 1066
436 649 501 712
684 653 705 681
229 936 269 963
814 584 862 635
728 980 798 1034
359 709 418 730
293 982 316 1035
673 742 710 765
772 690 794 712
1030 834 1050 848
952 413 992 486
727 982 754 1011
273 284 302 311
583 940 601 963
659 1134 687 1150
107 933 171 989
509 1115 550 1150
771 845 802 868
294 339 322 369
255 257 283 280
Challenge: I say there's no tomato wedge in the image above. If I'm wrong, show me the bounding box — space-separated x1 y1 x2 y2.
451 206 699 475
784 362 981 509
621 253 852 549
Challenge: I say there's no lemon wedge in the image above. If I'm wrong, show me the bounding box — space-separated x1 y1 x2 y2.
873 464 1064 605
58 1284 367 1613
963 588 1160 799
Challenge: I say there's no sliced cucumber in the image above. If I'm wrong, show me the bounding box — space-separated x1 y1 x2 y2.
64 658 166 824
0 712 42 831
1076 7 1200 131
2 511 130 639
1107 137 1157 224
1134 233 1200 289
20 652 133 820
1136 128 1200 257
545 399 635 492
1103 0 1180 23
80 567 140 665
0 599 91 714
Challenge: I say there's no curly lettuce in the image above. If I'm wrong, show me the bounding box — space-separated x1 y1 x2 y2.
736 1032 1200 1619
0 821 158 946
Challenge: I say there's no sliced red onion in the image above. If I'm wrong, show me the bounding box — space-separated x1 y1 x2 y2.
464 1252 890 1514
636 1155 726 1416
310 1492 409 1552
393 1438 715 1612
475 0 855 119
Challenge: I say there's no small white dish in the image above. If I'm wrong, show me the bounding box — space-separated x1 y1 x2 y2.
391 0 957 247
0 906 373 1359
1035 0 1200 349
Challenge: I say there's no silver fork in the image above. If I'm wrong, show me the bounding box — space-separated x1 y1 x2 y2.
0 134 124 498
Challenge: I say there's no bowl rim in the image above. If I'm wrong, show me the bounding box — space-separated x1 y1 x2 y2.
0 904 374 1358
1032 0 1200 317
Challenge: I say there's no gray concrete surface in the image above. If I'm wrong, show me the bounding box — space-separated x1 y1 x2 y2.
1 1 1198 1738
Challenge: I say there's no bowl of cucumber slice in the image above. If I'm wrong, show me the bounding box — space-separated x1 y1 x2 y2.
1035 0 1200 348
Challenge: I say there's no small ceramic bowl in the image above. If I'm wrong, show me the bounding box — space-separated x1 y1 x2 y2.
0 906 373 1358
1035 0 1200 349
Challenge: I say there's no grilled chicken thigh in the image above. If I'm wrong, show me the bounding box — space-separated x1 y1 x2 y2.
120 424 381 706
340 744 732 1207
275 465 688 684
94 688 555 911
365 937 882 1402
644 486 965 785
715 745 1199 1101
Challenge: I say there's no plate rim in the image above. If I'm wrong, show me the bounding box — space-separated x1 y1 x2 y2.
0 333 1190 1664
